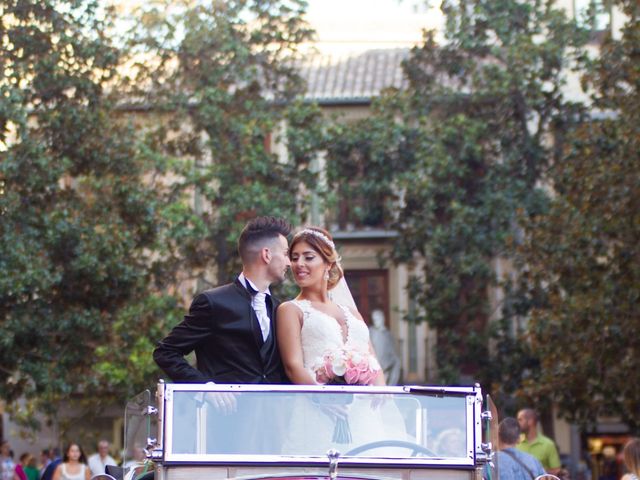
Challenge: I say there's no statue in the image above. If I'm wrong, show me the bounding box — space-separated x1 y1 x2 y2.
369 309 402 385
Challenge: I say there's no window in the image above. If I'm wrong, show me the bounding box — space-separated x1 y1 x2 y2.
574 0 612 38
344 269 389 326
336 192 386 230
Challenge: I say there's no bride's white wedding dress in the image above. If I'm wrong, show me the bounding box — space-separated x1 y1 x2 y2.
294 299 375 378
280 299 410 456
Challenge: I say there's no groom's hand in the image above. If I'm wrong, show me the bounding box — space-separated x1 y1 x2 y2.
205 392 238 415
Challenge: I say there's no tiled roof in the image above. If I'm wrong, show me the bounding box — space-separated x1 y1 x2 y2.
297 48 409 104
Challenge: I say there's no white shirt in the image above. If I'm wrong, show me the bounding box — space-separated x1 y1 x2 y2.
87 454 117 475
238 273 271 341
1 457 15 480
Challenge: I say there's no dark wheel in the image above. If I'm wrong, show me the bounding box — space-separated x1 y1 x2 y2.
345 440 438 457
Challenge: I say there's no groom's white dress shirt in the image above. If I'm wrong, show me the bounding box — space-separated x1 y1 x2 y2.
238 273 271 341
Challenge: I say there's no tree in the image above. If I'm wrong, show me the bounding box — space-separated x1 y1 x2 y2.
325 0 587 394
518 0 640 431
123 0 323 289
0 0 178 432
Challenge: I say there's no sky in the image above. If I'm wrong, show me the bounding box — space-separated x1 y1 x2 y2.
304 0 443 51
109 0 444 54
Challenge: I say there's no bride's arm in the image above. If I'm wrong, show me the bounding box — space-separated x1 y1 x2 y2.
369 341 387 386
276 302 317 385
347 306 387 386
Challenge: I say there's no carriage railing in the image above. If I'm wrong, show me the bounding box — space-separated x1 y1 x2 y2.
130 383 490 468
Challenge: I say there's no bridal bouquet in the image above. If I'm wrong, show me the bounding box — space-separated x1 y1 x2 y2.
311 347 380 444
313 346 381 386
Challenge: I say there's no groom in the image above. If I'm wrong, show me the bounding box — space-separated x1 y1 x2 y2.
153 216 292 454
153 215 292 385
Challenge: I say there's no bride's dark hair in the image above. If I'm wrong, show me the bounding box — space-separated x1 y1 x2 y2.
290 226 343 289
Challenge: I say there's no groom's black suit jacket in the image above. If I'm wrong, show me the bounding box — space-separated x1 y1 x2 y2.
153 278 289 384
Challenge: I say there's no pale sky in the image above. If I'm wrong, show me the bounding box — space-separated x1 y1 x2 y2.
110 0 443 53
305 0 443 51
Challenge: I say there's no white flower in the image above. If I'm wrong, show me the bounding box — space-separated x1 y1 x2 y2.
332 357 347 376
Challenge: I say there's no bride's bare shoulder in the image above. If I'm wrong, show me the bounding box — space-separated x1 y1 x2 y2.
277 300 304 315
277 301 304 328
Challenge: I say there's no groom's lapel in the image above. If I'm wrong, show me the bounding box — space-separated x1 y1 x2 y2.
234 278 265 349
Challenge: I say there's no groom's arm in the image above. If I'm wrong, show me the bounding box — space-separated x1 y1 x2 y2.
153 293 213 383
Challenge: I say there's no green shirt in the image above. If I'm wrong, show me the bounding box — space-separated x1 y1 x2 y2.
517 433 561 470
24 466 39 480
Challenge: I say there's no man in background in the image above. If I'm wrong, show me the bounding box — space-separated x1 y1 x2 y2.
39 450 51 479
39 448 60 480
517 408 562 476
87 440 117 475
498 417 546 480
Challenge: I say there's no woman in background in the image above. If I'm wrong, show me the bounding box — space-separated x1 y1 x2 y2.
52 444 89 480
12 454 28 480
622 438 640 480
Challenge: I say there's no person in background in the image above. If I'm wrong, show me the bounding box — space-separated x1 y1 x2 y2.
517 408 562 476
1 441 15 480
52 444 89 480
38 450 50 480
40 449 60 480
87 441 116 475
23 455 38 480
13 453 36 480
622 438 640 480
498 417 545 480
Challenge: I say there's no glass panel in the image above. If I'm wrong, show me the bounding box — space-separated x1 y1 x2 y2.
124 390 155 479
484 394 499 480
165 386 474 463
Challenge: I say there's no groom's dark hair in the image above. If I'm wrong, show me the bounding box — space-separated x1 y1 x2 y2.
238 216 291 261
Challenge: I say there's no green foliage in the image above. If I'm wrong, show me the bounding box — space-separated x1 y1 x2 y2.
0 0 323 434
324 93 412 229
326 0 588 392
517 0 640 431
94 295 183 397
0 0 174 430
124 0 322 286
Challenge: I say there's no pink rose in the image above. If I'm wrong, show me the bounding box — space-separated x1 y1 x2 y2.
316 368 330 384
323 356 335 378
360 369 378 385
344 366 360 384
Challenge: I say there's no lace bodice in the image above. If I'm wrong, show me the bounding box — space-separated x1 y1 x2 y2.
290 299 374 378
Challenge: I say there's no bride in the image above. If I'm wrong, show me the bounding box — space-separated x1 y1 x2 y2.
277 227 408 454
277 226 384 386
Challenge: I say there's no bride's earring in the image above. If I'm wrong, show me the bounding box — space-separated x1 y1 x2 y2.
324 270 330 281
